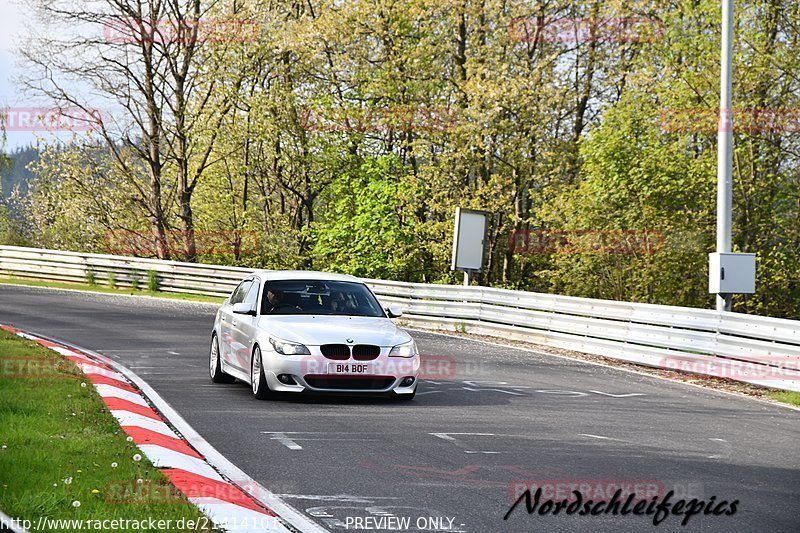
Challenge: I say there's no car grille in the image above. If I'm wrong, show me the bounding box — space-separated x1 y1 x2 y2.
304 375 395 390
320 344 381 360
320 344 350 360
352 345 380 361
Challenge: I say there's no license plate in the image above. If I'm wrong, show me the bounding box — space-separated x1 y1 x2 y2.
327 363 372 375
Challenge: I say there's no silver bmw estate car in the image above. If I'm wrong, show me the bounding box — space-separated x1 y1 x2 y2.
209 271 420 400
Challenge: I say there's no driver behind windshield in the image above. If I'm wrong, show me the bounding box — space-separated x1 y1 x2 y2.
265 289 283 312
262 281 383 317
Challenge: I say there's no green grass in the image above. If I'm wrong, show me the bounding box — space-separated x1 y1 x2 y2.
0 277 223 304
769 391 800 407
146 270 159 293
0 330 213 531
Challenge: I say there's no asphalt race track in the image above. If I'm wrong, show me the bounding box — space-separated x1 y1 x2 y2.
2 284 798 532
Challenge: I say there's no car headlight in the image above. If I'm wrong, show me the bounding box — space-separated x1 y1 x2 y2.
389 339 417 357
269 336 311 356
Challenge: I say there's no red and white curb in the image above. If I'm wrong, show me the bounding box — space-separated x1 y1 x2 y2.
1 325 328 533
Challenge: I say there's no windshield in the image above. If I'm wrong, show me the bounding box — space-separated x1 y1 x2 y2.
261 280 386 317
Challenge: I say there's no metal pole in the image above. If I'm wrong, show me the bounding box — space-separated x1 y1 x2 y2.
463 270 470 287
716 0 734 312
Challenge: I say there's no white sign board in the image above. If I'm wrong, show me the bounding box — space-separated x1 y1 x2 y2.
451 208 488 271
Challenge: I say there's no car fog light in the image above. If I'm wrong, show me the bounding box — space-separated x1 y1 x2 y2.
401 376 415 387
278 374 297 385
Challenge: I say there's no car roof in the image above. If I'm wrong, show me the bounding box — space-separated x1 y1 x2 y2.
249 270 363 283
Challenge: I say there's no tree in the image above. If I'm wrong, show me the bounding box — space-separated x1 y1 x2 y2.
14 0 800 318
312 156 422 279
20 0 244 260
0 115 12 243
540 93 715 305
27 142 149 253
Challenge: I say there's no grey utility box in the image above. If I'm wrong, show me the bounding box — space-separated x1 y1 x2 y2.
708 252 756 294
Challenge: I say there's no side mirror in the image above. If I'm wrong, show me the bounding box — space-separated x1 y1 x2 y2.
232 302 256 316
386 306 403 319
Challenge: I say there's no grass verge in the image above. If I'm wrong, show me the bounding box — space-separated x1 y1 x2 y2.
768 391 800 407
0 277 223 305
0 330 212 531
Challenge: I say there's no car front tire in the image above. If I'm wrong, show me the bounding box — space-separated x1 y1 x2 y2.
209 334 235 384
251 345 275 400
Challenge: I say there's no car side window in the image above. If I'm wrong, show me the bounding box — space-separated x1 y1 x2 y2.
243 281 260 310
230 280 252 305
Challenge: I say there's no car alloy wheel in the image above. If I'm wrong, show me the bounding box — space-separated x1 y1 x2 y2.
209 334 234 383
251 346 261 393
251 346 274 399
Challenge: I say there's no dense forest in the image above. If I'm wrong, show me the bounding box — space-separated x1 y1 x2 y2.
1 0 798 318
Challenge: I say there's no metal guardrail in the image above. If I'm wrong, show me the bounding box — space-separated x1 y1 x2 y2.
1 245 798 392
0 245 248 296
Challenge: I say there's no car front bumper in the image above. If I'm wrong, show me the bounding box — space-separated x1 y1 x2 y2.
261 347 420 395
